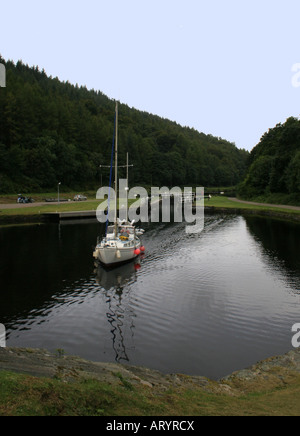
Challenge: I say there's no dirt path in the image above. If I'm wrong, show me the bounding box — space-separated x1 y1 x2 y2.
228 197 300 211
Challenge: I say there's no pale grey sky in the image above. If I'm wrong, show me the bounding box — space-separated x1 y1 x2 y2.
1 0 300 151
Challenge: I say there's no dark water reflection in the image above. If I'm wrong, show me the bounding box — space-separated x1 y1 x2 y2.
245 217 300 283
0 214 299 380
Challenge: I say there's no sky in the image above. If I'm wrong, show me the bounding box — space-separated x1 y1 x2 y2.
1 0 300 151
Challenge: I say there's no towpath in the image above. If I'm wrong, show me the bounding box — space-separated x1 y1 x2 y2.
228 197 300 211
0 202 56 209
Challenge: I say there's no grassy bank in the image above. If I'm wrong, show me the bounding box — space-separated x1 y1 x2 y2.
204 196 300 215
0 200 101 216
239 193 300 208
0 347 300 417
1 358 300 416
0 200 102 225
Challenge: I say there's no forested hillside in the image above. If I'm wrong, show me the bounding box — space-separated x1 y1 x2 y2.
238 117 300 203
0 56 249 193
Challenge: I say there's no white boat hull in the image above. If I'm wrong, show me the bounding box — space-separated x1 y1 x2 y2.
94 240 141 267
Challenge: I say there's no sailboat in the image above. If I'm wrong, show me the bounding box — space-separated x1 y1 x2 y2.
93 102 145 267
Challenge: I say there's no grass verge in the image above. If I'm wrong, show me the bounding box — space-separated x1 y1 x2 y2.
204 196 300 215
0 200 101 216
0 369 300 416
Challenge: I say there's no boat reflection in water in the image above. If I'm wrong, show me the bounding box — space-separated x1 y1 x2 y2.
94 259 142 364
94 259 142 291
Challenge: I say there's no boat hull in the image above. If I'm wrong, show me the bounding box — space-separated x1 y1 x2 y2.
94 241 141 267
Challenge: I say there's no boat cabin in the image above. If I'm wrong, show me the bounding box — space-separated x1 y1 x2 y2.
106 225 135 238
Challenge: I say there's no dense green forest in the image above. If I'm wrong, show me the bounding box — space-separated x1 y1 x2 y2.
238 117 300 203
0 55 249 193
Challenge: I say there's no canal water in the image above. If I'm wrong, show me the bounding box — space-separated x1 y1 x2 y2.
0 214 299 380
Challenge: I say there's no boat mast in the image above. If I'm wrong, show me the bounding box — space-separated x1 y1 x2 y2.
126 152 129 223
114 102 118 237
